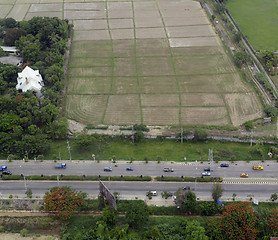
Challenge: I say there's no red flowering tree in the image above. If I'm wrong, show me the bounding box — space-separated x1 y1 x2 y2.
207 202 258 240
43 186 87 220
268 209 278 234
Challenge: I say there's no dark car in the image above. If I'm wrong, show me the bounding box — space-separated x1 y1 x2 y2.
163 167 174 172
104 167 112 172
220 163 229 167
126 167 134 171
183 186 191 190
204 167 211 171
2 170 12 175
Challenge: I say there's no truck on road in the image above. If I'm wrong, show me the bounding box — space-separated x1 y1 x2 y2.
55 163 67 169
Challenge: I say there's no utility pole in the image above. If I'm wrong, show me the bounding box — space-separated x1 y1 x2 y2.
67 140 71 161
250 130 253 147
209 149 214 172
25 151 28 161
57 175 60 187
23 175 27 191
132 125 134 143
181 126 183 144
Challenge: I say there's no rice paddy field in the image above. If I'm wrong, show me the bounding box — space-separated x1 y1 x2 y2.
226 0 278 51
0 0 264 127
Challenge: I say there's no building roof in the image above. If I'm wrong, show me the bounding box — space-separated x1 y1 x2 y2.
16 66 44 96
0 46 17 53
0 56 23 66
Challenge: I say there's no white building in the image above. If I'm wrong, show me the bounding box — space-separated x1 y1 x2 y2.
16 66 44 97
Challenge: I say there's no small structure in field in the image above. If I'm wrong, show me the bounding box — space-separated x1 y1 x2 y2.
16 66 44 97
0 46 17 55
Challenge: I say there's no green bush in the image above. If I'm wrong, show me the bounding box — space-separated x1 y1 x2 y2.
2 175 22 180
148 206 182 215
117 200 145 212
20 228 28 237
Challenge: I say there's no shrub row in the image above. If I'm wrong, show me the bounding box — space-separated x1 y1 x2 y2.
155 176 222 182
1 175 221 182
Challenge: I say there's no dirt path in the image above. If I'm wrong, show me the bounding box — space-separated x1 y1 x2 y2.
0 233 59 240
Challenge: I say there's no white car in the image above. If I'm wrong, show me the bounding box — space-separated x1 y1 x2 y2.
147 191 157 196
202 171 211 176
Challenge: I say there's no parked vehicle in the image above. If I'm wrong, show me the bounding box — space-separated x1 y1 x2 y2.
202 172 211 176
55 163 67 169
104 167 112 172
163 167 174 172
204 167 211 171
220 163 229 167
253 165 263 170
126 167 133 171
240 173 248 178
148 191 157 196
2 170 12 175
0 165 7 171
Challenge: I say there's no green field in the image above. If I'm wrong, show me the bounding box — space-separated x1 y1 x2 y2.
44 139 272 162
226 0 278 51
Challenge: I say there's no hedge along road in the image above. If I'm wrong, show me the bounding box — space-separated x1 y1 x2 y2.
0 181 277 202
0 160 277 179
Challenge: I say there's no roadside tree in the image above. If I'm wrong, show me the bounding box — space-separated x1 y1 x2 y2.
211 183 224 202
125 201 149 228
43 186 87 220
184 220 208 240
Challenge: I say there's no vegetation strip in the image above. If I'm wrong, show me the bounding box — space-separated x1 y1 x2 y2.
1 175 222 182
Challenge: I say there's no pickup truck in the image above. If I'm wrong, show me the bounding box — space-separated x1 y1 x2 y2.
55 163 67 169
0 165 7 171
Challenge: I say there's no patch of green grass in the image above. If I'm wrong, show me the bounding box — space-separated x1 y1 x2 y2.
226 0 278 50
44 139 270 161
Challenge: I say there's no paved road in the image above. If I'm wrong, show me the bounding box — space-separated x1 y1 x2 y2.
0 181 276 202
1 160 277 179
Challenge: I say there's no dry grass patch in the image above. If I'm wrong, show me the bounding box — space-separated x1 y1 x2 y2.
8 4 29 21
0 5 12 18
114 58 137 76
74 30 110 41
142 107 179 125
135 28 166 39
171 46 223 56
66 95 108 124
137 57 174 76
112 77 139 94
67 77 112 94
25 11 62 21
64 2 105 10
181 107 230 125
73 19 107 30
181 93 224 106
166 25 215 38
104 95 141 125
174 54 234 75
71 40 113 58
141 94 179 107
69 66 112 77
163 16 209 26
224 93 264 126
29 3 62 12
69 57 113 68
113 40 135 57
140 76 178 93
136 39 170 57
169 37 219 48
